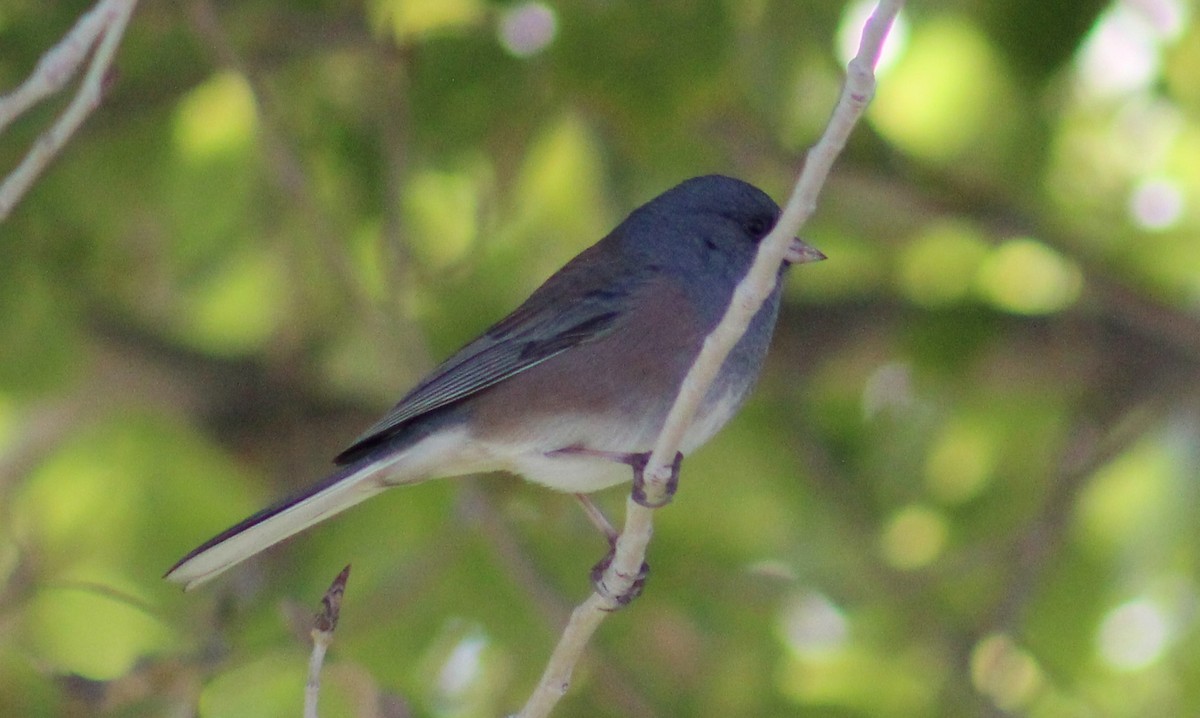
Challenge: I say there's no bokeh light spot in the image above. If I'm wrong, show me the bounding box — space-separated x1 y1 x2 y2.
181 248 287 356
1075 435 1173 556
1076 2 1168 98
880 505 947 570
173 71 257 160
925 420 996 504
975 238 1083 315
869 18 1013 161
836 0 908 74
438 630 488 699
898 222 990 306
1128 176 1185 229
1139 0 1189 38
371 0 483 40
1098 598 1170 671
499 2 557 57
970 634 1043 711
778 592 849 660
404 169 480 269
862 361 914 419
511 113 609 274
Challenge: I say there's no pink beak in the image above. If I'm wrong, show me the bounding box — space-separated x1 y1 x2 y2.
784 237 827 265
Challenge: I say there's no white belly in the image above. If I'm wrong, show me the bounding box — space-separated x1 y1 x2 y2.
471 385 743 493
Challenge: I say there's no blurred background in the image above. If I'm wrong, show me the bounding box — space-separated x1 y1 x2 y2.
2 0 1199 715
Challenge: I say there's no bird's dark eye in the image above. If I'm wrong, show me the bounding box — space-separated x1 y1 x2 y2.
745 215 773 238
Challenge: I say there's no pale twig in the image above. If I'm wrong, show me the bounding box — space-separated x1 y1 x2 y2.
0 0 139 222
305 565 351 718
518 592 611 717
0 4 106 133
515 2 905 716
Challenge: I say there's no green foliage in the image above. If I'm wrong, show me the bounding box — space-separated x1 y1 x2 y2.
2 1 1200 716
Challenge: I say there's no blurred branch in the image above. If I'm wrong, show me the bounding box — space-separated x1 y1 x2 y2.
458 485 572 627
0 0 138 222
186 0 432 380
185 0 347 356
516 2 905 716
828 159 1200 361
993 405 1159 627
458 486 658 718
987 322 1200 628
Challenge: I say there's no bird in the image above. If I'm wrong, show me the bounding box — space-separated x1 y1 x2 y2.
166 174 825 590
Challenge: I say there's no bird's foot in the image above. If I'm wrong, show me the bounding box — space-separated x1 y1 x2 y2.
629 451 682 508
590 546 649 609
546 446 683 508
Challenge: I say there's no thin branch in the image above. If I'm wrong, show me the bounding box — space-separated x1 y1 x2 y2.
0 0 139 222
515 2 905 716
518 593 611 717
305 565 351 718
0 2 114 132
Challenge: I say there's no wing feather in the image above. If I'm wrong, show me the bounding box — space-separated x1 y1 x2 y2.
334 246 640 464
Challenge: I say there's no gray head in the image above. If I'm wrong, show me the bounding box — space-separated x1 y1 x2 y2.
622 175 782 282
592 175 803 331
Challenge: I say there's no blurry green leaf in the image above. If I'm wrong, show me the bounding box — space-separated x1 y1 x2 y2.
924 416 998 504
12 411 263 582
369 0 484 41
975 238 1083 315
970 633 1044 712
199 651 309 718
776 642 944 716
173 71 259 162
898 221 991 307
176 246 288 356
879 503 949 570
21 586 173 681
509 113 609 269
1074 432 1178 557
404 167 482 269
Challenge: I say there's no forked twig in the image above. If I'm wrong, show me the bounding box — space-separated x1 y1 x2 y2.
0 0 139 222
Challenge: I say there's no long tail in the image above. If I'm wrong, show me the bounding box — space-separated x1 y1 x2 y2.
165 452 406 590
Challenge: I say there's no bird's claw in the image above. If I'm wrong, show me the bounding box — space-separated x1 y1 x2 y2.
629 451 682 508
590 547 650 609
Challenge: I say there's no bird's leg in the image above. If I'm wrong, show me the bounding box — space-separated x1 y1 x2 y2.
546 447 660 605
571 492 648 606
574 493 618 543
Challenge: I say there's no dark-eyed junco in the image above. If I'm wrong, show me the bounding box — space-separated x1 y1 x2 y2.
166 174 825 589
